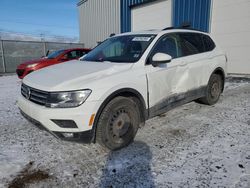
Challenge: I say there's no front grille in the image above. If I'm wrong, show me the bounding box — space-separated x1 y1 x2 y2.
21 84 49 106
16 69 25 77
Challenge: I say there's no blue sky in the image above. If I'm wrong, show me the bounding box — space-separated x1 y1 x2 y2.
0 0 79 38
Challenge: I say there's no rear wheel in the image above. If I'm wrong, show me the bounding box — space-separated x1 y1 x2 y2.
198 74 223 105
96 97 140 150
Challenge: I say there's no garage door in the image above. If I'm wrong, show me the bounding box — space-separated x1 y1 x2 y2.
131 0 172 31
211 0 250 74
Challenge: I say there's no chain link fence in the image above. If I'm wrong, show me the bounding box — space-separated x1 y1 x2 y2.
0 40 85 73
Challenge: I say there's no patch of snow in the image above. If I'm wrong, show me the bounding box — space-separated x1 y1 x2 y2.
0 145 28 186
0 75 249 187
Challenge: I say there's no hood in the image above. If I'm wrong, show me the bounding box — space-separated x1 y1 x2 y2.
20 58 53 65
23 60 133 91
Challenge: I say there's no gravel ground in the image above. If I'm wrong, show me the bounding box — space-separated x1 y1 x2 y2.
0 75 249 188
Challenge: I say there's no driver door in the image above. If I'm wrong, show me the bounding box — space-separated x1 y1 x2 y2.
145 34 189 117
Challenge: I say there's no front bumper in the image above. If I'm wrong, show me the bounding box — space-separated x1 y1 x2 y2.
18 95 99 143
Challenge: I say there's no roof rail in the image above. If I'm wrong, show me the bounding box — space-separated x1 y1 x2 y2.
162 22 206 32
162 26 175 31
162 22 191 31
179 22 191 29
109 33 116 37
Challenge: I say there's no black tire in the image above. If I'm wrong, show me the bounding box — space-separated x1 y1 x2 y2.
198 74 223 105
96 96 140 150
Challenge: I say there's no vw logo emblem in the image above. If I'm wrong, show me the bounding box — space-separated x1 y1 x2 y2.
24 88 31 100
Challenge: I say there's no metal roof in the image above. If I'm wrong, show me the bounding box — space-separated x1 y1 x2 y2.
77 0 88 7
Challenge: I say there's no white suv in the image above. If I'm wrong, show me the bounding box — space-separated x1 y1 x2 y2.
18 29 227 150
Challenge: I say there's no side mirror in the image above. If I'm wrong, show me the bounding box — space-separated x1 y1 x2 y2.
151 53 172 67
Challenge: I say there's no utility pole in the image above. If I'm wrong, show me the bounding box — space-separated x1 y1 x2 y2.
43 42 47 57
40 33 47 57
40 33 45 42
0 38 6 73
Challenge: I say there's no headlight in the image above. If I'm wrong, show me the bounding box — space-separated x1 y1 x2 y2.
46 90 92 108
26 63 38 68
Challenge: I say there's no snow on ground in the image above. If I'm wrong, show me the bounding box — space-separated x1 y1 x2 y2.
0 75 249 188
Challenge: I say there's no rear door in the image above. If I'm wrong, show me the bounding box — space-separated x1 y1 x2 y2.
178 32 216 90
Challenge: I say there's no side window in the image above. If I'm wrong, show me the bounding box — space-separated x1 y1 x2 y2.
66 50 78 59
150 34 181 60
179 33 205 56
202 35 216 52
77 50 87 58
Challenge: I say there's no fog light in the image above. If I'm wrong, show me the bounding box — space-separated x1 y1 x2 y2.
62 133 74 138
51 120 77 128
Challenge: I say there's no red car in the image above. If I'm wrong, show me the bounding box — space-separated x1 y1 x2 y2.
16 48 91 79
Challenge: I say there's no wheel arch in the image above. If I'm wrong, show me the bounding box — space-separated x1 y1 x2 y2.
91 88 148 143
211 67 226 92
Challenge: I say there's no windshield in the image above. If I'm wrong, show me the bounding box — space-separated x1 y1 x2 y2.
47 50 65 59
83 34 156 63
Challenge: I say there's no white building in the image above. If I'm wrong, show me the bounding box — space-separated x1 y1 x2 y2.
78 0 250 74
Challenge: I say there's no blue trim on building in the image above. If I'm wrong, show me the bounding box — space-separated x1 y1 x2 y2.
121 0 211 33
173 0 211 32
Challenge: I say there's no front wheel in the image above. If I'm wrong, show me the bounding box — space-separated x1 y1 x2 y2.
198 74 223 105
96 97 140 150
